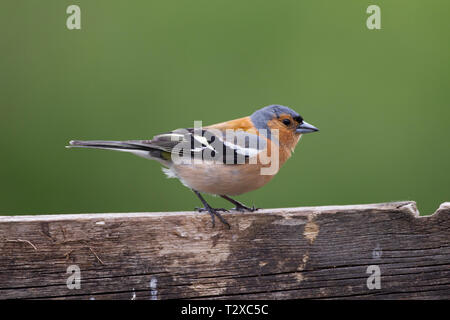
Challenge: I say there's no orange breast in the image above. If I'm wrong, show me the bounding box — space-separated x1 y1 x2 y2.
206 115 301 170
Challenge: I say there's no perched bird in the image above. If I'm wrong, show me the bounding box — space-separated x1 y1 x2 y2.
67 104 318 228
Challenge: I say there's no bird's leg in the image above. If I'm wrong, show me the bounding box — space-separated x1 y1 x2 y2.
192 190 231 229
220 195 260 212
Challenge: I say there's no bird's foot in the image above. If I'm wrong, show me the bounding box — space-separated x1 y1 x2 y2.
195 207 229 213
195 206 230 229
230 204 260 212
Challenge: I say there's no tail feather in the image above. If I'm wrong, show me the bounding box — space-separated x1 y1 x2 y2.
67 140 155 150
66 140 170 163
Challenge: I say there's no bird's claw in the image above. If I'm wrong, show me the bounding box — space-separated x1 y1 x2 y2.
230 204 260 212
195 207 230 229
195 207 229 212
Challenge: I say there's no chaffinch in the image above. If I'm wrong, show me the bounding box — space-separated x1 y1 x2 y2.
68 104 318 228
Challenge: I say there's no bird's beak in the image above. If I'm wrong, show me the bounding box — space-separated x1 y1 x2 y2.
296 121 319 134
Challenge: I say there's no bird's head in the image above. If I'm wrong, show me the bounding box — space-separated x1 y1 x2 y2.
250 105 319 143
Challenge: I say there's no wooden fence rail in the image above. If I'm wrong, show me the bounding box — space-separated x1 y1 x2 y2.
0 201 449 299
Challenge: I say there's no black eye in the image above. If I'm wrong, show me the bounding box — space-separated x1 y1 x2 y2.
282 119 291 126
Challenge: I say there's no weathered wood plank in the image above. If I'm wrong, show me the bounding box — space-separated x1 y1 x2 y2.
0 201 449 299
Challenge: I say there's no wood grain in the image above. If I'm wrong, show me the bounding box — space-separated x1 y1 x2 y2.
0 201 449 299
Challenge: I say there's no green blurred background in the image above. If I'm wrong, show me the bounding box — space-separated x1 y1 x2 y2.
1 0 449 216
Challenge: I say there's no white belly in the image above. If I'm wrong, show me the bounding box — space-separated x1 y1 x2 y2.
164 162 275 196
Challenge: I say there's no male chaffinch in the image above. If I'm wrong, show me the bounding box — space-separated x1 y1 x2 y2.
68 104 318 228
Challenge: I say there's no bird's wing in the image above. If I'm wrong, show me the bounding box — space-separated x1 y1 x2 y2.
151 128 267 164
